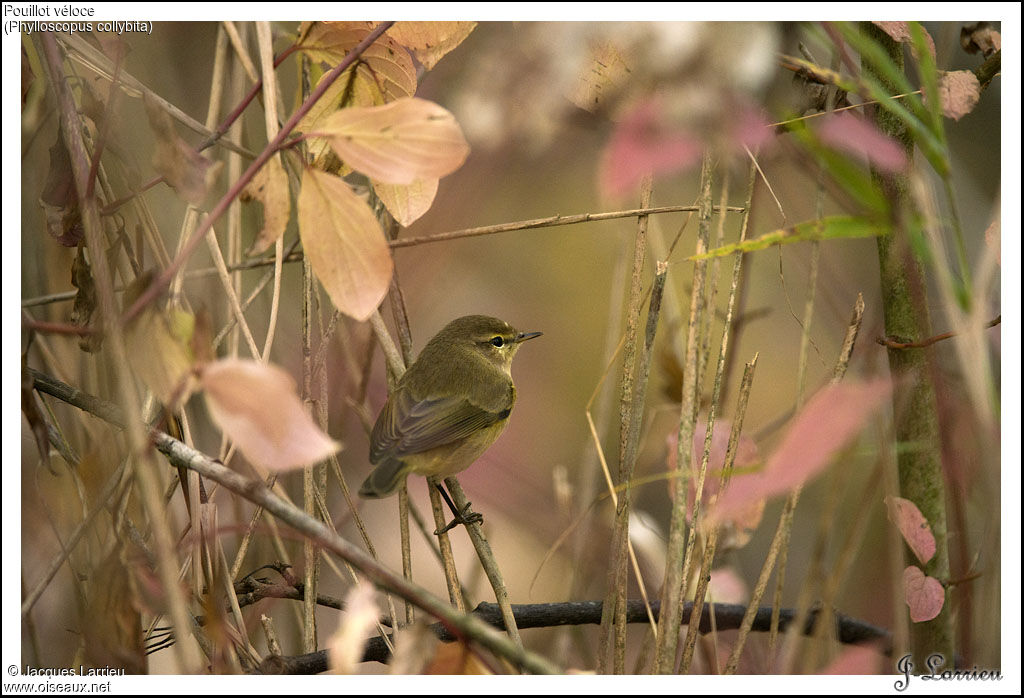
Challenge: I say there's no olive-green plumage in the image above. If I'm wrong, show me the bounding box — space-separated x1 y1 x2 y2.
359 315 541 498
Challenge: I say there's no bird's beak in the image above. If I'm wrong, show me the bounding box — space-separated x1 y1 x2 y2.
515 331 543 343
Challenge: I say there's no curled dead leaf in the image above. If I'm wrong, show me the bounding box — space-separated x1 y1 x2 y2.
960 22 1000 57
70 245 101 352
39 129 83 247
242 155 291 256
145 95 222 205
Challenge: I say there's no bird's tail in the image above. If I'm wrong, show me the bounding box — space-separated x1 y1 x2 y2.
358 458 409 498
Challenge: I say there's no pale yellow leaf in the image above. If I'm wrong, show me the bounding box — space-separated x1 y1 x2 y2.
321 97 470 185
568 40 634 114
125 305 197 409
387 21 477 70
296 23 418 169
297 168 393 320
327 581 379 674
242 155 291 255
373 177 438 226
201 358 340 471
389 622 441 675
297 22 416 102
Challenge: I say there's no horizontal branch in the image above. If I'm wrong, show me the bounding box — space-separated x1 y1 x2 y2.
28 368 560 675
876 315 1000 349
260 599 892 674
389 205 745 249
22 206 737 309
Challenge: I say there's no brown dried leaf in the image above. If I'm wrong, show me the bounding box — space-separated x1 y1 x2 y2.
822 644 884 674
70 245 101 352
387 21 477 70
297 168 393 321
124 301 197 409
22 43 34 106
297 22 416 102
201 358 340 471
82 545 147 674
321 97 470 185
938 70 981 121
960 22 1001 57
39 129 83 247
21 361 52 473
872 21 936 58
568 40 634 115
295 25 418 170
145 95 221 205
242 155 291 255
373 177 438 227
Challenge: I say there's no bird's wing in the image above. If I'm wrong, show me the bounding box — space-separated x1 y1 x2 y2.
369 383 512 463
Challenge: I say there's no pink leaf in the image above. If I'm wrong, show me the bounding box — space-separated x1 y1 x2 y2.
728 103 774 152
822 643 884 674
709 378 891 524
667 421 763 543
817 112 907 174
598 97 701 199
202 359 340 472
885 496 936 564
903 565 945 622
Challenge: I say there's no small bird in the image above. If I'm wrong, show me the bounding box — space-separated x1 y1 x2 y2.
359 315 541 529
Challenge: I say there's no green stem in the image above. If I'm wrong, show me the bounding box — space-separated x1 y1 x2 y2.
861 22 953 670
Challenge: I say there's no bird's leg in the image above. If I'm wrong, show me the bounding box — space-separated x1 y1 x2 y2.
433 482 483 535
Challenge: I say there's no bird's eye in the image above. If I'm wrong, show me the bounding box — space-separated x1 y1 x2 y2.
490 336 504 347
